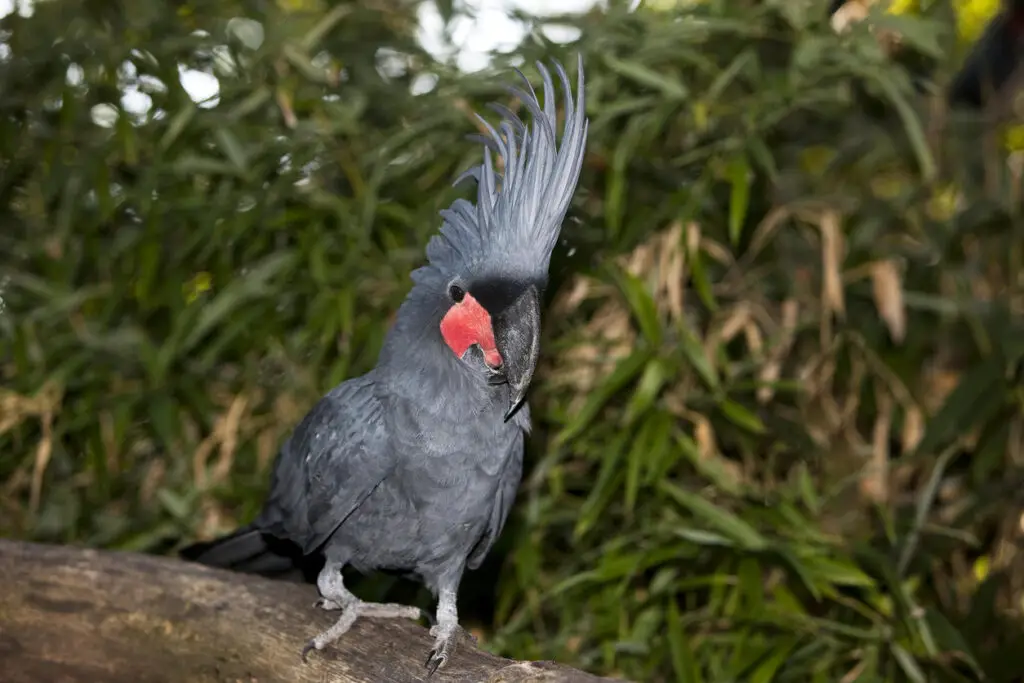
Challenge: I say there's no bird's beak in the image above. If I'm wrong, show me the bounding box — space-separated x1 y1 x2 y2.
491 285 541 422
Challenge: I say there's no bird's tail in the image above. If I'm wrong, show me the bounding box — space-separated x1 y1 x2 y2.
179 524 322 583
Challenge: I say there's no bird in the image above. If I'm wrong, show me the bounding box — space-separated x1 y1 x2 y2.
179 54 590 677
948 0 1024 108
827 0 1024 109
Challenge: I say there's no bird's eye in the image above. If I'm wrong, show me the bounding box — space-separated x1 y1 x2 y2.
449 283 465 303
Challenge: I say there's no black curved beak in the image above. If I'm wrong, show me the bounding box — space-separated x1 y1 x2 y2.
491 285 541 421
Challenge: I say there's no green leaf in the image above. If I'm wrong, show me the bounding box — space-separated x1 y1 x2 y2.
705 49 755 103
677 327 720 392
718 398 765 434
867 68 936 182
609 266 662 346
180 251 297 355
624 357 671 423
869 13 944 59
775 548 822 601
661 482 768 550
299 4 354 51
749 638 795 683
805 555 875 587
686 238 719 312
726 153 751 247
676 433 742 496
738 557 764 612
603 54 688 100
575 434 629 539
555 348 652 445
891 644 927 683
159 104 196 151
924 608 984 678
605 117 644 238
897 444 959 576
674 528 736 547
667 599 703 683
912 356 1006 458
214 127 248 172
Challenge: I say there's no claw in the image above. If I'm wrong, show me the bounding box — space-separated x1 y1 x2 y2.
301 641 317 663
425 651 447 677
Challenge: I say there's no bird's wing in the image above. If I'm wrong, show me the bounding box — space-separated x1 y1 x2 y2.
260 373 394 556
467 429 524 570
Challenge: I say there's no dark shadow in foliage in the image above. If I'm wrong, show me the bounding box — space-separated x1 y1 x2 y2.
829 0 1024 109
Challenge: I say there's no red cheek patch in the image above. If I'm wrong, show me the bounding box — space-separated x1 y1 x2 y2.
440 292 503 368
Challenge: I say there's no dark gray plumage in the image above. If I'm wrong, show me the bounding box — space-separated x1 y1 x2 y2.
180 54 589 675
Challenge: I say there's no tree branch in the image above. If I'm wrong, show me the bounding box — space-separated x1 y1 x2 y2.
0 539 621 683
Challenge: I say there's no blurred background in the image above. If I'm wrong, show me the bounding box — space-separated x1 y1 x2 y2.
2 0 1024 681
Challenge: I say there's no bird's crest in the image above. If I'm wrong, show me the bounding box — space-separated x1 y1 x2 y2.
424 54 589 280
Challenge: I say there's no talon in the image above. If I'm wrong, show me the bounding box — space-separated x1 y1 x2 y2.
426 653 447 677
301 641 318 663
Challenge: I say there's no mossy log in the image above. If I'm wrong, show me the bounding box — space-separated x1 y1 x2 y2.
0 539 621 683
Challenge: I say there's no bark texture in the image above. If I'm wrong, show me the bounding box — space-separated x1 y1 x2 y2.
0 539 621 683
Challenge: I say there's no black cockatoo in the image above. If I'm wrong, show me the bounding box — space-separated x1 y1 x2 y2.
180 55 589 676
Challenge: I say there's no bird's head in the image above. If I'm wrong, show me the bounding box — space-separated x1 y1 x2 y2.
438 275 544 421
410 56 589 421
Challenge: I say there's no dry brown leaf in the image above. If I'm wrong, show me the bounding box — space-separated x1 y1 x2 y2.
30 411 54 513
100 411 120 475
870 259 906 343
743 320 764 359
139 459 166 506
0 381 64 512
757 360 782 405
901 405 925 453
718 304 751 344
211 394 249 485
662 221 686 322
819 209 847 320
758 299 799 404
830 0 870 33
694 416 716 462
745 206 793 262
922 365 960 415
862 387 892 504
686 221 701 256
192 393 251 489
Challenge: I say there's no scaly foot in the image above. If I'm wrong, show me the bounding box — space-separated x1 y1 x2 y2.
301 600 425 662
424 622 477 677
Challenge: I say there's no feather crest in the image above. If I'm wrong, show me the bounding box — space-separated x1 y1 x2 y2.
423 54 589 281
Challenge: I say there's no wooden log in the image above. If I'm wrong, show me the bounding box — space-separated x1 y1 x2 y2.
0 540 621 683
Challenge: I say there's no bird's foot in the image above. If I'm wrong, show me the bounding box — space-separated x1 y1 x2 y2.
301 600 423 663
424 622 475 677
313 597 348 611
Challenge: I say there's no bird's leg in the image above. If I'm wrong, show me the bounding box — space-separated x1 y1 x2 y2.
424 585 475 677
312 562 356 611
302 562 427 662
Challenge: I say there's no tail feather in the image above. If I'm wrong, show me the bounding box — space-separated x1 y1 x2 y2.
179 524 322 584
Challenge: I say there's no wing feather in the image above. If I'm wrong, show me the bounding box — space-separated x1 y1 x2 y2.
259 372 394 556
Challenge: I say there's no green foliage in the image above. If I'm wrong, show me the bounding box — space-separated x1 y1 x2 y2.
3 1 1024 682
